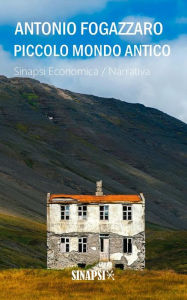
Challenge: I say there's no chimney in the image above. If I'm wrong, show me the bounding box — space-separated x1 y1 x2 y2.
96 180 103 196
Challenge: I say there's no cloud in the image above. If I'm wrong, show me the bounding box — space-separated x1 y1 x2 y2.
0 36 187 123
120 16 155 43
0 0 109 24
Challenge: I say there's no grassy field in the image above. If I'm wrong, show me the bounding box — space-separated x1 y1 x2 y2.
0 269 186 300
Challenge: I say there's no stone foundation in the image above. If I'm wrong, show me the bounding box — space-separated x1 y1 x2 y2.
47 231 145 270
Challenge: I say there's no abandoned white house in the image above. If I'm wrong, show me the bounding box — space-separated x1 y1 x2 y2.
47 181 145 270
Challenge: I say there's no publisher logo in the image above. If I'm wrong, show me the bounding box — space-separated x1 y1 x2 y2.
72 270 115 281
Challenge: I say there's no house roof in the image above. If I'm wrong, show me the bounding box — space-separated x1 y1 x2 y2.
49 194 142 204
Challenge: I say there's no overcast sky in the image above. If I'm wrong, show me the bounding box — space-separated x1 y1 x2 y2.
0 0 187 122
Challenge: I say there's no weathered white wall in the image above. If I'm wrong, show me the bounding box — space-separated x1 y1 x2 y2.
110 244 140 266
70 237 78 252
48 203 144 236
47 201 145 269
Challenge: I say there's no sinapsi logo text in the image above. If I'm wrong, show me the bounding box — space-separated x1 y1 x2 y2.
72 270 115 281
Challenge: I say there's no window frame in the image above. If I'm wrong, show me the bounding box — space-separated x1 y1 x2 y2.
61 205 70 220
123 205 132 221
61 237 70 252
78 205 87 220
123 238 132 254
100 205 109 220
78 237 87 253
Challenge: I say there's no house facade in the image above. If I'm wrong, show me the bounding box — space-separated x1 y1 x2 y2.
47 181 145 270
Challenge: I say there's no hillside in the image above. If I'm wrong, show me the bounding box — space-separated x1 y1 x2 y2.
0 213 46 268
0 75 186 228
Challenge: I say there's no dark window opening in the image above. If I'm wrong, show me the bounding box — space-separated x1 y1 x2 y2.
123 206 132 220
78 205 87 219
123 238 132 254
115 264 124 270
128 239 132 253
78 243 82 253
100 205 109 220
77 263 86 268
78 237 87 253
100 238 104 252
61 237 70 253
61 205 70 220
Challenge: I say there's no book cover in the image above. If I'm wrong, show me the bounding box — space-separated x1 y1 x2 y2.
0 1 186 299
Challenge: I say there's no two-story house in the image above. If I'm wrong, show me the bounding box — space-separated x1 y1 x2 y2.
47 181 145 270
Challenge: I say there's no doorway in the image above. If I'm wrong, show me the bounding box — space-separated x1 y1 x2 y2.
100 234 109 261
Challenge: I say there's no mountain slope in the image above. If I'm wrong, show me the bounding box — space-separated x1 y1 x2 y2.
0 75 186 228
0 213 46 268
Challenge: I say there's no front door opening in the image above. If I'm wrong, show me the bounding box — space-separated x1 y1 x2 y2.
100 234 109 261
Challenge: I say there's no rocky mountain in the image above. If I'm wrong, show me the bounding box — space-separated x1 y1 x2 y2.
0 75 186 228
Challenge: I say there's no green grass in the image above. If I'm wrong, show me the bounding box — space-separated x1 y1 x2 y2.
22 93 39 101
16 123 29 133
0 213 46 268
146 223 187 273
22 92 40 110
23 158 34 168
